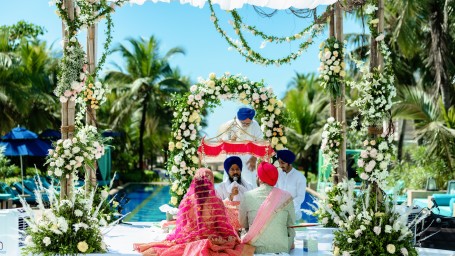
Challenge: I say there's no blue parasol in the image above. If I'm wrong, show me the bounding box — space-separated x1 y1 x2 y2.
0 127 51 195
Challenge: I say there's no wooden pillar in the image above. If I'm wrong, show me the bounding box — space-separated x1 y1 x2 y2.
377 0 384 70
60 0 75 199
86 22 98 191
329 7 337 120
335 3 347 183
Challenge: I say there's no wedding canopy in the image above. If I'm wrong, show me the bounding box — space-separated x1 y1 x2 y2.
130 0 338 10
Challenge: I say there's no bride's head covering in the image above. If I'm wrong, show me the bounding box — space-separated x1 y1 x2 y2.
166 168 239 244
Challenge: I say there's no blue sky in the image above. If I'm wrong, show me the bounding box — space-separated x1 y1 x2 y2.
0 1 361 137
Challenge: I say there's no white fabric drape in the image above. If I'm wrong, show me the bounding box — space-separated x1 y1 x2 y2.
129 0 338 10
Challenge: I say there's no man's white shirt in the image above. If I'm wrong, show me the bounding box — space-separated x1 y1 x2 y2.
276 168 307 220
216 178 254 202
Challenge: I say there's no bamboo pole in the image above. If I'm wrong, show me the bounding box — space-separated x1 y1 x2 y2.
377 0 384 70
335 2 347 183
86 22 98 191
60 0 75 199
329 6 337 120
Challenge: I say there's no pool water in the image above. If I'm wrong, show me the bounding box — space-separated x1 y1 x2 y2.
119 184 170 222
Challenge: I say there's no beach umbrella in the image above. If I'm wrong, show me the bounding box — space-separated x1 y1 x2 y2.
39 129 61 148
0 127 51 195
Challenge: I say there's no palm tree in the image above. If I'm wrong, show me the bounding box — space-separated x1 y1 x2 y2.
393 85 455 174
0 27 59 134
283 73 330 176
104 36 188 171
386 0 455 110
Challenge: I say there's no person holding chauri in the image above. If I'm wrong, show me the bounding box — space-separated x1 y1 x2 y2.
218 107 263 187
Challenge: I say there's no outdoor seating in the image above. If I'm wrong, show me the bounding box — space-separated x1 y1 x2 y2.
0 182 20 205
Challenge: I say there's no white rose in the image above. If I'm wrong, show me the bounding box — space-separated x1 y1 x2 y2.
168 142 175 151
280 137 287 144
175 142 183 149
77 241 89 253
386 244 396 254
74 209 83 217
43 237 51 246
170 196 178 206
209 72 216 79
192 155 199 164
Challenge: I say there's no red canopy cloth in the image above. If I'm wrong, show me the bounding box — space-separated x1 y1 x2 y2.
197 139 275 158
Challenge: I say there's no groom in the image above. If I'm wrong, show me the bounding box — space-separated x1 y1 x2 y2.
239 162 295 254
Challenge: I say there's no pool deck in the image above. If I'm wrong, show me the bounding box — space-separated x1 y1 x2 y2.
85 222 455 256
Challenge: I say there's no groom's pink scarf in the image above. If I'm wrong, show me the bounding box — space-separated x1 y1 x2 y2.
241 187 292 244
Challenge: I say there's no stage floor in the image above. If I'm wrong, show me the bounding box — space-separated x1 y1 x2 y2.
85 222 455 256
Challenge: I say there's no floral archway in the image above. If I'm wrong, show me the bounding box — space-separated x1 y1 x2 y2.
166 73 291 205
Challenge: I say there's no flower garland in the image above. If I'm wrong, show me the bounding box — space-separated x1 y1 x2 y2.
357 135 396 190
323 180 418 256
46 125 105 178
349 1 395 128
20 185 111 255
50 0 126 101
321 117 343 172
208 0 326 66
167 73 291 206
318 38 346 98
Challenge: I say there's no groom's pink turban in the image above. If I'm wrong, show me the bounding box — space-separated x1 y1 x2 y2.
257 162 278 186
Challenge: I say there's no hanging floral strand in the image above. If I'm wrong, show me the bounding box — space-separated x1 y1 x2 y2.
208 0 329 66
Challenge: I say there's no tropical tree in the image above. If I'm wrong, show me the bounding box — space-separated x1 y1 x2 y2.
393 85 455 176
104 36 189 171
0 22 59 135
283 73 329 176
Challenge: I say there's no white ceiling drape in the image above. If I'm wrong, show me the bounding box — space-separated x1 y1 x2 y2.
130 0 338 10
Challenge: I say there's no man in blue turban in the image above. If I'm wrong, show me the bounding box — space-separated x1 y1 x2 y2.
276 149 307 221
216 156 254 202
217 107 264 188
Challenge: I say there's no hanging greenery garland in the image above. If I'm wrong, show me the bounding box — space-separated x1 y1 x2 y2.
51 0 126 101
208 0 328 66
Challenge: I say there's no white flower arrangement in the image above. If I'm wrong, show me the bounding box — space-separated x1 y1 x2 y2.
357 135 396 189
167 73 291 206
348 44 396 127
46 125 105 178
319 38 346 97
75 75 110 126
321 117 343 171
319 179 418 256
20 183 111 255
56 42 87 102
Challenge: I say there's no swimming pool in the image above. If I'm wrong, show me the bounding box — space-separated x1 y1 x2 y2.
118 183 170 222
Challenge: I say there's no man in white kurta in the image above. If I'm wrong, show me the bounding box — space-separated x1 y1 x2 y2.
216 156 254 201
275 149 307 221
218 107 263 187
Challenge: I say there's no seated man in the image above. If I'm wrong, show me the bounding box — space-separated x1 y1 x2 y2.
239 162 296 254
134 168 254 256
216 156 254 231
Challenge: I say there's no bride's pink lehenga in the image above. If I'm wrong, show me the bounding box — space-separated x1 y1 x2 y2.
133 168 254 256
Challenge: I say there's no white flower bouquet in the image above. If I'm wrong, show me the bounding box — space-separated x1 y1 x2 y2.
20 183 111 255
319 38 346 97
321 117 343 171
357 135 396 190
45 125 105 178
321 179 418 256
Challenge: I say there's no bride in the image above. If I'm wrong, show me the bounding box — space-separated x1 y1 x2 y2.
133 168 254 256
